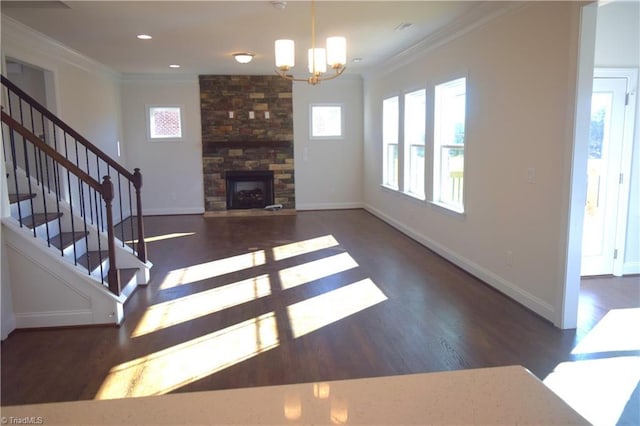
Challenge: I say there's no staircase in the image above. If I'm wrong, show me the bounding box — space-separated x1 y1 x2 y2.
1 75 151 328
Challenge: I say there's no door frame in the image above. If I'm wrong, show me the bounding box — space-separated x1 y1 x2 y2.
582 68 638 276
593 68 637 276
561 1 639 329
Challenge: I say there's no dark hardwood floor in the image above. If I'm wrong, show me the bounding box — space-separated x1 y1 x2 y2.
1 210 638 422
579 275 640 336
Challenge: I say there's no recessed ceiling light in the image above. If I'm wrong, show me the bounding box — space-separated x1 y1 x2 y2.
169 64 181 68
137 34 152 40
352 58 363 63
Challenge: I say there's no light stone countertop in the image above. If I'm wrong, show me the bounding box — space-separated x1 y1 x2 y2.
0 365 588 425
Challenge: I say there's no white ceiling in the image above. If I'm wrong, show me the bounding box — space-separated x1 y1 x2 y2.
1 1 494 76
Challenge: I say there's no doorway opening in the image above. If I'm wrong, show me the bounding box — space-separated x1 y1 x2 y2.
581 69 637 277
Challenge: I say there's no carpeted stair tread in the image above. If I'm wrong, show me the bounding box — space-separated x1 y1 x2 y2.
22 212 63 229
51 231 89 250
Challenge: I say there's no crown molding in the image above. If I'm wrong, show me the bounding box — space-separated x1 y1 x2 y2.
121 74 199 84
1 16 120 80
366 1 527 80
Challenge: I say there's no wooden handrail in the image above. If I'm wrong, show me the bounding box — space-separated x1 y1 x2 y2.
1 111 102 192
1 75 134 181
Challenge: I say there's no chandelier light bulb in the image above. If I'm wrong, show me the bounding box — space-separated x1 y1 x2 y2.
326 37 346 68
275 39 295 70
308 48 327 74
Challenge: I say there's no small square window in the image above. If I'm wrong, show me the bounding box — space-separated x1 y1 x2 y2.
147 106 183 140
310 104 343 139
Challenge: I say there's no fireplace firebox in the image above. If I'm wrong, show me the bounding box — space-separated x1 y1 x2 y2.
225 170 275 210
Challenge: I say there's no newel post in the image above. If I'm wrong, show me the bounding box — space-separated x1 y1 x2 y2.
133 168 147 263
102 175 120 295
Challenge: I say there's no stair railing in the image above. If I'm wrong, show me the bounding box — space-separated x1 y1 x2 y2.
1 75 146 265
2 111 121 295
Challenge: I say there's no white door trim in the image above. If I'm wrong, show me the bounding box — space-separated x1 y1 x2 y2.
593 68 638 276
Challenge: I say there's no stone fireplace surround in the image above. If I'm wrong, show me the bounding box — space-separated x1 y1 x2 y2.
199 75 295 213
202 141 294 211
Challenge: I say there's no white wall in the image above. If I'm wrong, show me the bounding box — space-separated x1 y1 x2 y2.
294 76 364 210
120 76 204 215
363 2 584 326
594 0 640 274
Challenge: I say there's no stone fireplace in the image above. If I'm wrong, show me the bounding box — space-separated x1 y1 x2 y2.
199 75 295 213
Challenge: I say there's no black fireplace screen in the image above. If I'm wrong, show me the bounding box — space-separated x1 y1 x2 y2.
225 170 275 209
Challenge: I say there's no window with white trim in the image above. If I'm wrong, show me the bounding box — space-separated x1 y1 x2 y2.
147 106 183 141
433 78 466 211
310 104 343 139
403 89 426 199
382 96 399 189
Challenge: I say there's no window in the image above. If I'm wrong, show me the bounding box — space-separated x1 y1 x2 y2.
382 96 399 189
433 78 466 211
403 89 426 199
147 106 183 140
310 104 343 139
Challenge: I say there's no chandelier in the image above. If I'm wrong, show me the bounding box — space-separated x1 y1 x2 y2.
274 0 347 85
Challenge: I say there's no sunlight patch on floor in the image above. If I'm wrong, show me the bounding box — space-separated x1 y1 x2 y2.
95 313 279 399
287 278 387 338
126 232 195 245
272 235 340 261
572 308 640 354
278 252 359 290
160 250 266 289
543 356 640 425
132 274 272 337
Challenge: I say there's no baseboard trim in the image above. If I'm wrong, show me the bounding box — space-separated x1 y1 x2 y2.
15 309 99 329
623 261 640 276
363 204 555 323
1 316 17 341
296 202 365 211
143 207 205 216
